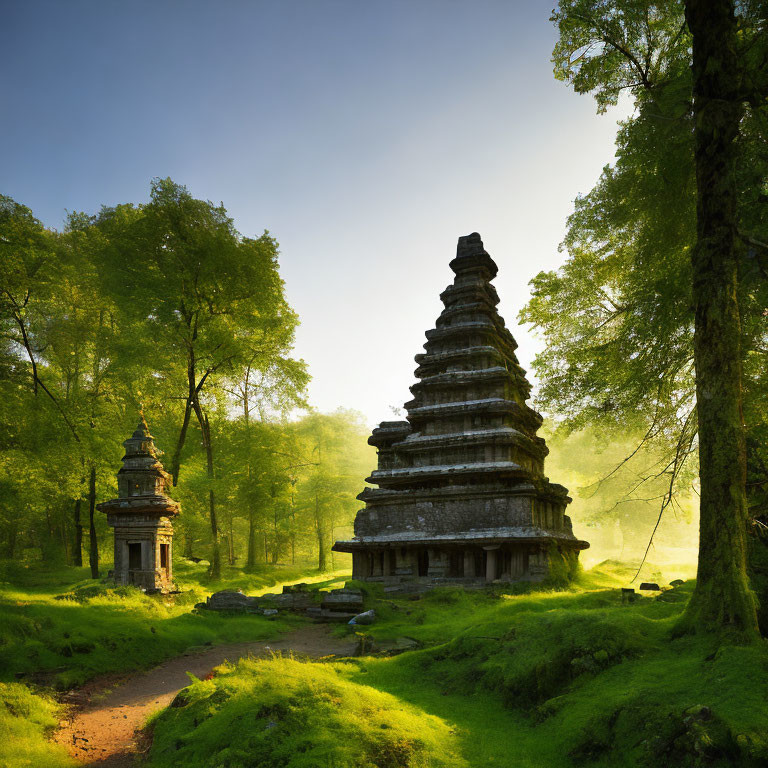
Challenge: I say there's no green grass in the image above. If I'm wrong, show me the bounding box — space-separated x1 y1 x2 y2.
147 560 768 768
147 655 465 768
0 558 345 768
0 558 351 689
0 682 74 768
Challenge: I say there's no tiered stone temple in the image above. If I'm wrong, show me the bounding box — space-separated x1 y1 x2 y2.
334 233 589 584
98 416 179 592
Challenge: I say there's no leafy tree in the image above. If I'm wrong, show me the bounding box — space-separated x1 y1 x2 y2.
294 411 373 572
526 0 768 637
93 179 307 578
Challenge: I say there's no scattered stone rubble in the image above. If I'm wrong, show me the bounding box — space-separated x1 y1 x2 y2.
194 583 366 622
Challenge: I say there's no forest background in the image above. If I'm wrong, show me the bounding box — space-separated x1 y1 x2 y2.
2 173 709 584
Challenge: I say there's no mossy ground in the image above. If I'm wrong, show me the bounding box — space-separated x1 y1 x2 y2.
148 656 465 768
3 559 767 768
146 560 768 768
0 557 348 768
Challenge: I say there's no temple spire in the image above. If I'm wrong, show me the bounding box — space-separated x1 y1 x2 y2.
334 234 588 585
98 414 180 592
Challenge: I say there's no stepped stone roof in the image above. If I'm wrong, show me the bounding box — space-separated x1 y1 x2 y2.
334 233 588 554
98 415 180 518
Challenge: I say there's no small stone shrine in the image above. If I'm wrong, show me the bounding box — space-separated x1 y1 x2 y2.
98 415 179 592
333 233 589 584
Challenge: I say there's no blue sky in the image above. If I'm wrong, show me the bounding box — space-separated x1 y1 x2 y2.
2 1 629 425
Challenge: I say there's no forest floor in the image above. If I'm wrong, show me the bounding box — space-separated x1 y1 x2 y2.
3 560 768 768
53 623 357 767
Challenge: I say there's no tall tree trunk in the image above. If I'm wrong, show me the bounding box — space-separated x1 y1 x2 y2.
315 493 328 572
247 507 257 569
183 530 193 558
73 498 83 567
191 398 220 580
682 0 759 638
88 465 99 579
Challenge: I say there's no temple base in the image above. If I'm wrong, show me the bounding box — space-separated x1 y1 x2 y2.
337 541 582 584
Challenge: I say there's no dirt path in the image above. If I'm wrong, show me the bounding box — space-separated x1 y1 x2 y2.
54 624 357 768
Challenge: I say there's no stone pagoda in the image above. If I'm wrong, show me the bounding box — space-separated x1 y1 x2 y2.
98 415 180 592
334 233 588 584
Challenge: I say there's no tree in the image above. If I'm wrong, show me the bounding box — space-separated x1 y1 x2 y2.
528 0 768 637
95 179 306 579
295 411 372 572
679 0 758 636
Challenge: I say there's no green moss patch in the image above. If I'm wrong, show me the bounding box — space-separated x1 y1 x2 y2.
0 683 74 768
147 656 465 768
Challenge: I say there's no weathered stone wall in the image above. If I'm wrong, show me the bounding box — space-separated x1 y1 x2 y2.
354 494 533 537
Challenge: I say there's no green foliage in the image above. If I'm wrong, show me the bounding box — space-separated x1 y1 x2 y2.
354 568 768 766
148 656 465 768
0 561 298 689
551 1 688 112
0 180 375 583
146 566 768 767
526 5 768 628
0 683 74 768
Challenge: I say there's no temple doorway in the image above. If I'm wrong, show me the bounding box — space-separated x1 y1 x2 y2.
128 542 142 571
417 550 429 577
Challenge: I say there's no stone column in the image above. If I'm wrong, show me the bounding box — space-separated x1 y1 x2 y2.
383 549 392 577
463 550 475 578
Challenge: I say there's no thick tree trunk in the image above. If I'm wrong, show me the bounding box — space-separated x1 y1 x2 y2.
73 498 83 567
88 465 99 579
682 0 759 638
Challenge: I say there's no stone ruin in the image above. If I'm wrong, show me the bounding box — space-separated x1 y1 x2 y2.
333 233 589 584
98 415 179 592
196 583 365 622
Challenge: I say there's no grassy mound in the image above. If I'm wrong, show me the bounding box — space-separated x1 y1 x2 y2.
147 656 465 768
0 682 74 768
339 564 768 767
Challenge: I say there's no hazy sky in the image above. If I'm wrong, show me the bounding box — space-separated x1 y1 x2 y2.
2 1 630 426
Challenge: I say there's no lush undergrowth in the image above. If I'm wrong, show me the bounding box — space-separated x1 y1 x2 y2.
147 561 768 768
0 560 324 689
0 682 73 768
0 558 345 768
148 656 464 768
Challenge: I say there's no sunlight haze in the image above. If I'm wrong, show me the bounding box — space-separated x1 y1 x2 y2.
2 0 631 424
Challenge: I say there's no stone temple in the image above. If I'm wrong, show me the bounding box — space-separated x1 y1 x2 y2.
98 415 179 592
333 233 588 584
